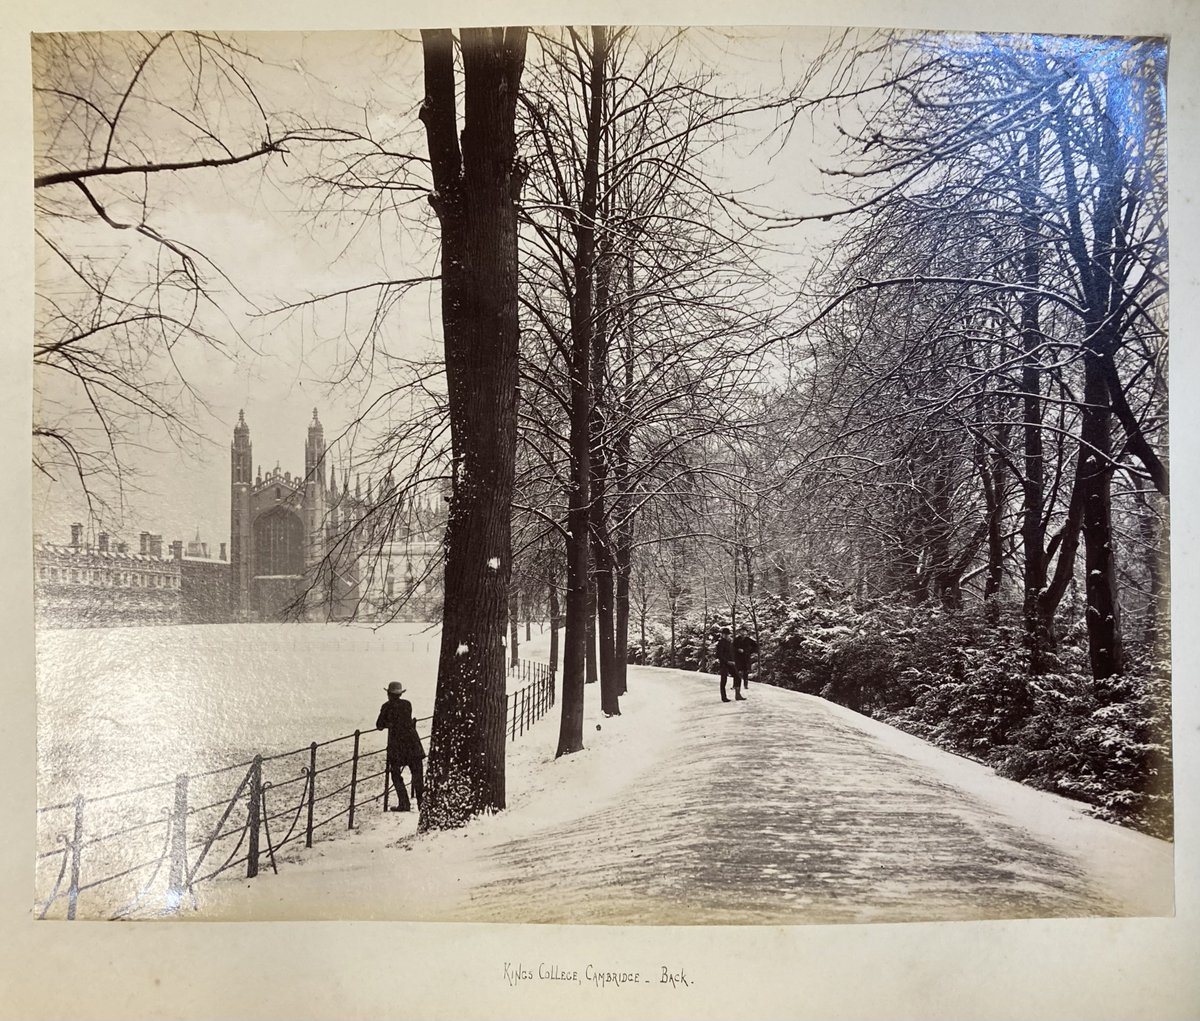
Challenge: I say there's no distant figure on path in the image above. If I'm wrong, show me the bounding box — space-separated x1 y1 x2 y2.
714 628 746 703
734 630 758 688
376 681 425 812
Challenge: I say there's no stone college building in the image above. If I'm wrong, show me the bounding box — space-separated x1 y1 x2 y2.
34 409 445 628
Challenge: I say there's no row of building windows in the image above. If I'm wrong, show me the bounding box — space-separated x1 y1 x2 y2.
383 560 434 599
36 565 180 589
385 579 432 598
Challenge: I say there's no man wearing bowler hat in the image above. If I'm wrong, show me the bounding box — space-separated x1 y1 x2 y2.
376 681 426 812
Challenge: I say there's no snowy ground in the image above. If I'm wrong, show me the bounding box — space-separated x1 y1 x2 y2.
36 620 548 805
191 666 1172 924
34 620 553 919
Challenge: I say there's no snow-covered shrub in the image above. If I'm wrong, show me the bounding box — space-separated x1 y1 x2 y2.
1000 664 1173 838
627 622 670 665
759 600 859 694
629 611 728 672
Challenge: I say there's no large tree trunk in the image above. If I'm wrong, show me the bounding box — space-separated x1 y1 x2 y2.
585 582 599 685
1067 108 1126 682
557 347 592 755
417 26 528 831
595 563 620 712
556 26 607 757
508 583 519 667
592 229 620 716
611 251 637 696
1080 347 1125 680
977 426 1006 620
613 513 632 695
548 566 560 676
1016 129 1058 675
1136 486 1169 654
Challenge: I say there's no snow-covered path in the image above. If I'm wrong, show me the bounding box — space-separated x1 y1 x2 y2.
196 666 1171 923
454 669 1172 924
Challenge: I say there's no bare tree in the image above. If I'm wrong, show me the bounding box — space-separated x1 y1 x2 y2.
33 32 338 519
515 27 793 747
778 31 1167 680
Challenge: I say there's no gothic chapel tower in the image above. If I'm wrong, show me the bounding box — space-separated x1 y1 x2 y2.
230 408 345 621
230 409 253 618
303 409 327 569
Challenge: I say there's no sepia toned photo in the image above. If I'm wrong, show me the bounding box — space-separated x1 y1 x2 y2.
31 24 1173 929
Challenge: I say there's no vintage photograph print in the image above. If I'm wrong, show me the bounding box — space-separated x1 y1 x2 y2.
32 26 1172 923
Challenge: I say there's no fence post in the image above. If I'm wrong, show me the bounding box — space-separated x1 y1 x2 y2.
348 730 361 830
166 773 189 909
246 756 262 879
510 692 517 740
383 749 391 811
305 743 318 848
66 795 83 920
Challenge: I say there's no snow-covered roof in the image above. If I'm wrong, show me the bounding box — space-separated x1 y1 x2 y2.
33 543 177 565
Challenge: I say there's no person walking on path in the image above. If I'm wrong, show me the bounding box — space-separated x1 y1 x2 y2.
714 629 746 702
734 630 758 688
376 681 425 811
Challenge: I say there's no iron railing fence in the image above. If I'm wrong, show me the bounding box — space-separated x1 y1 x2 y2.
35 660 555 920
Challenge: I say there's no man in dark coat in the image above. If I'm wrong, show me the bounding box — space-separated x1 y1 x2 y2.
376 681 425 811
714 628 745 703
734 630 758 688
